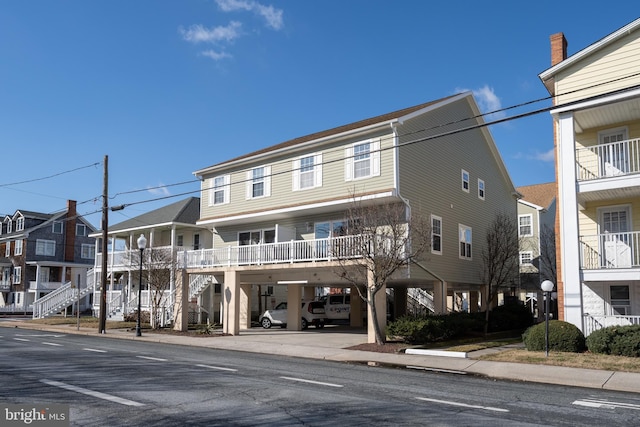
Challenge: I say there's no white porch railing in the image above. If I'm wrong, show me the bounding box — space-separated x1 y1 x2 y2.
179 235 367 269
584 314 640 336
579 231 640 269
576 137 640 181
32 280 93 319
0 280 11 291
29 281 64 291
95 245 183 270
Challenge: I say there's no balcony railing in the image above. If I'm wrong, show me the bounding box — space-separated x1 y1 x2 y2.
179 235 371 269
95 245 183 269
0 280 10 291
29 281 64 291
584 314 640 336
576 137 640 181
580 231 640 269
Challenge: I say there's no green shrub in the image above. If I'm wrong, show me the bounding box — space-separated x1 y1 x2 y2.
488 303 534 333
586 325 640 357
387 313 480 344
522 320 586 353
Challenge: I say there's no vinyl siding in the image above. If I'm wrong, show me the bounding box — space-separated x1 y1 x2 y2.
555 32 640 105
579 199 640 237
199 128 396 222
396 97 517 286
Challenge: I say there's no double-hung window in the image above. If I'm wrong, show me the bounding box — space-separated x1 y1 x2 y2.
293 153 322 190
13 266 21 284
519 214 533 237
81 244 95 259
76 223 87 236
36 239 56 256
431 215 442 255
519 251 533 266
246 166 271 199
461 170 470 192
52 221 63 234
345 139 380 181
610 285 630 315
15 240 23 256
16 216 24 231
478 179 485 200
211 175 230 205
459 224 472 259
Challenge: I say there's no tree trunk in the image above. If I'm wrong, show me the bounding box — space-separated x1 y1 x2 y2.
368 287 386 345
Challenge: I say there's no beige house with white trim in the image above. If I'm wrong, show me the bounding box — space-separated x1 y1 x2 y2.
183 93 519 342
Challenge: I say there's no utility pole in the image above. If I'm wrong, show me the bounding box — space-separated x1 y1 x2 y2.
98 155 109 334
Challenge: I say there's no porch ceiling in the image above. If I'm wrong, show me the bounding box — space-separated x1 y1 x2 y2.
578 174 640 205
574 96 640 133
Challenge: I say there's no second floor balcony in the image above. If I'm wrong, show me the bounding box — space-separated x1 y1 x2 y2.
580 231 640 270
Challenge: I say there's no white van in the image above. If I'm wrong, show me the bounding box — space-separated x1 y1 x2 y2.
321 294 351 323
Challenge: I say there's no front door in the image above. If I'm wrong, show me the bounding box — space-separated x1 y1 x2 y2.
600 207 631 268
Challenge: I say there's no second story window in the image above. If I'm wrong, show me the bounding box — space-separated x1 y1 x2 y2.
520 251 533 266
52 221 63 234
5 242 10 257
16 216 24 231
293 153 322 190
519 214 533 237
462 170 470 193
76 223 87 236
459 224 472 260
345 140 380 181
210 175 230 206
177 235 184 247
36 239 56 257
81 244 95 259
13 266 21 284
193 233 200 250
431 215 442 255
247 166 271 199
15 240 23 256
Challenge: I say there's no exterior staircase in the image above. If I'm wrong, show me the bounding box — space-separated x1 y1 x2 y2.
32 280 93 319
407 288 435 314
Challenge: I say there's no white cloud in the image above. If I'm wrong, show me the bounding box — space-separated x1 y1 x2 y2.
202 50 232 60
147 185 171 197
534 148 555 162
215 0 284 30
455 85 506 122
179 21 242 44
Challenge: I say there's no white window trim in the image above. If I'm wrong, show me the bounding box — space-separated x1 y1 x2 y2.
13 266 21 284
7 220 12 233
478 179 485 200
36 239 56 256
52 221 63 234
459 224 472 260
519 251 533 266
518 214 533 237
293 153 323 190
609 284 631 316
461 169 470 193
76 223 87 237
246 165 271 199
345 139 380 181
16 216 24 231
431 214 442 255
81 243 95 259
210 174 230 206
15 240 23 256
5 242 11 257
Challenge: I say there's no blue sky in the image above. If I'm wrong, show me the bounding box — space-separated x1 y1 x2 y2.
0 1 636 227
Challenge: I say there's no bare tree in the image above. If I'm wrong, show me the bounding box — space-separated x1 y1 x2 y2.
480 212 520 334
132 247 175 329
538 224 557 283
333 199 431 345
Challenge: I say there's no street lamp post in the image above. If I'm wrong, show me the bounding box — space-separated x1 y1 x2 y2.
136 234 147 337
541 280 554 357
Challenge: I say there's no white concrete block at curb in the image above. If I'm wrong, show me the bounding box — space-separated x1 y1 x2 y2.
405 348 468 358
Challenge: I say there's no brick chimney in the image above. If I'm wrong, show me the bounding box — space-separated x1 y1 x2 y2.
65 200 77 262
550 32 568 66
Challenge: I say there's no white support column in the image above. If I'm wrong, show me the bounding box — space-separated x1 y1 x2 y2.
432 280 448 314
173 269 189 332
223 270 240 335
557 111 584 331
240 284 252 329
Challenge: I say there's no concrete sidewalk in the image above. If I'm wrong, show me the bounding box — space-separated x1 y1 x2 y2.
3 320 640 394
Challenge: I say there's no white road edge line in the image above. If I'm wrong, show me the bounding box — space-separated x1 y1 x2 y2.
42 342 62 347
196 364 238 372
136 356 168 362
280 376 344 388
40 379 145 407
13 338 30 342
573 399 640 410
83 348 107 353
416 397 509 413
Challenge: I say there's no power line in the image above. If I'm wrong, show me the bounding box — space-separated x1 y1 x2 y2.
0 162 101 188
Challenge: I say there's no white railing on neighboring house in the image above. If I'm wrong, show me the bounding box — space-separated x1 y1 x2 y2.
576 137 640 181
580 231 640 269
583 314 640 336
179 235 374 269
95 246 184 270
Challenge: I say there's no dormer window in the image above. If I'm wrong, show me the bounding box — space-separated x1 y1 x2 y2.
16 216 24 231
7 220 12 233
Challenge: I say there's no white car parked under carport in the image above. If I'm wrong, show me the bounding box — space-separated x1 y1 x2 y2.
259 301 327 330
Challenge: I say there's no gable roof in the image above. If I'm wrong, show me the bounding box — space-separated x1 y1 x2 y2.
517 182 556 210
106 197 201 234
539 17 640 90
194 95 460 175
